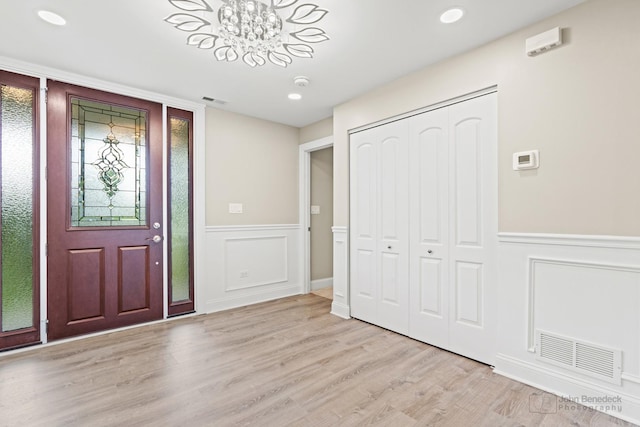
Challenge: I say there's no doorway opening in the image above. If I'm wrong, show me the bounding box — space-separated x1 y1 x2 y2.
299 136 333 300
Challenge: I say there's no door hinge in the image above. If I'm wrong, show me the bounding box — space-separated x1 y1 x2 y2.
45 243 48 257
308 227 311 232
41 87 48 104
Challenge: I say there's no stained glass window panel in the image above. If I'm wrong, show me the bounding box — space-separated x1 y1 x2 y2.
70 98 147 227
170 117 190 302
1 85 34 332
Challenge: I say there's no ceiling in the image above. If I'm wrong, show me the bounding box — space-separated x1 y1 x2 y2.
0 0 585 127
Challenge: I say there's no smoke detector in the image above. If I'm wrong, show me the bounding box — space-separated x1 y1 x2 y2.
293 76 310 87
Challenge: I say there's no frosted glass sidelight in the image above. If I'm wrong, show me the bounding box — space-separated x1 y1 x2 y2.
70 98 147 227
169 117 190 302
1 85 34 332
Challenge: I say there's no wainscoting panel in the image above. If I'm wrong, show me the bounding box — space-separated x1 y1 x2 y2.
204 225 302 313
331 226 350 318
495 233 640 424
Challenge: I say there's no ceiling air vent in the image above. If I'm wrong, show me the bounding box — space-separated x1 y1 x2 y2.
536 330 622 385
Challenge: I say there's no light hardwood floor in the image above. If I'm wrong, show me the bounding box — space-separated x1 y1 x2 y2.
311 286 333 300
0 295 634 427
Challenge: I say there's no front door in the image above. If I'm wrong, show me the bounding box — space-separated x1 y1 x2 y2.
47 81 163 340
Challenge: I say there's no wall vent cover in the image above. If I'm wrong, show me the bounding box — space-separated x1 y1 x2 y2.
536 330 622 385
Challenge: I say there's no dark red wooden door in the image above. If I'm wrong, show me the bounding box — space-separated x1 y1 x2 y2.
47 81 163 340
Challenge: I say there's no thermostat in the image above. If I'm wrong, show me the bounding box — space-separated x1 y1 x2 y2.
513 150 539 170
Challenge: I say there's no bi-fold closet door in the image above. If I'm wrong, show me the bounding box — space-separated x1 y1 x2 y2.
350 93 497 365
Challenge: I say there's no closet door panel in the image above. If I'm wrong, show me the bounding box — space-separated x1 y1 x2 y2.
408 107 450 347
377 127 409 335
350 136 378 321
448 93 497 365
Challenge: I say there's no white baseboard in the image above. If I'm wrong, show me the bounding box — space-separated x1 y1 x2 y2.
495 354 640 425
311 277 333 291
205 284 301 313
330 301 351 319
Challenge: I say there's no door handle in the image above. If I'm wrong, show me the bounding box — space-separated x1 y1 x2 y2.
146 235 163 243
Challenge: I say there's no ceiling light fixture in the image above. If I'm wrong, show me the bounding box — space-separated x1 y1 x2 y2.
165 0 330 68
440 7 465 24
288 93 302 100
37 10 66 26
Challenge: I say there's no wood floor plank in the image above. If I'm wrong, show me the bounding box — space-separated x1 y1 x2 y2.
0 294 635 427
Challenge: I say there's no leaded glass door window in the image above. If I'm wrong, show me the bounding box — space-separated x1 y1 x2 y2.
0 70 40 351
70 98 146 227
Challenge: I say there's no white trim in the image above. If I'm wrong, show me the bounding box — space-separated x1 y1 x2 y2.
331 226 350 319
193 104 208 315
349 86 498 135
311 277 333 291
299 136 334 295
206 224 300 232
162 104 169 319
39 77 48 344
495 354 640 425
498 232 640 250
206 284 301 313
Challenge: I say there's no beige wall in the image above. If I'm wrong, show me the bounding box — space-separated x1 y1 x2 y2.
299 116 333 144
310 147 334 281
205 107 299 225
334 0 640 236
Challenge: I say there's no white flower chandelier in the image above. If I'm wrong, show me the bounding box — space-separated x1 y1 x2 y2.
165 0 329 68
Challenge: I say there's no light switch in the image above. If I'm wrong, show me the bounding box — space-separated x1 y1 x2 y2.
229 203 243 214
311 205 321 215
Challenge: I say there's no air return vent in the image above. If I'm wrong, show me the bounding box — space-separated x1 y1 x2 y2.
536 330 622 385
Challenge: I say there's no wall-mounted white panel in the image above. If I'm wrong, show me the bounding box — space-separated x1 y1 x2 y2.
496 233 640 425
529 257 640 378
331 226 350 319
455 261 483 326
224 236 288 291
419 257 442 316
204 225 302 313
453 119 482 247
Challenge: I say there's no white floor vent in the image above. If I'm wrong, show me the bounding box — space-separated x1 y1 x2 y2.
536 330 622 385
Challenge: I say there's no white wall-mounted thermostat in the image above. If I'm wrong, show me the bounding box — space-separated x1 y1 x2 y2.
513 150 539 170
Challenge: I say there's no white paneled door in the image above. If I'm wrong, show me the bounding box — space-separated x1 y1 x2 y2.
408 106 451 351
350 122 410 335
350 92 497 365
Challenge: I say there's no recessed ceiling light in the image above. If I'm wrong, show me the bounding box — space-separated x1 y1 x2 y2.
38 10 66 26
288 93 302 101
440 7 464 24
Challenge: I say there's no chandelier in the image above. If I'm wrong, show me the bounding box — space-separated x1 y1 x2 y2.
165 0 329 68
